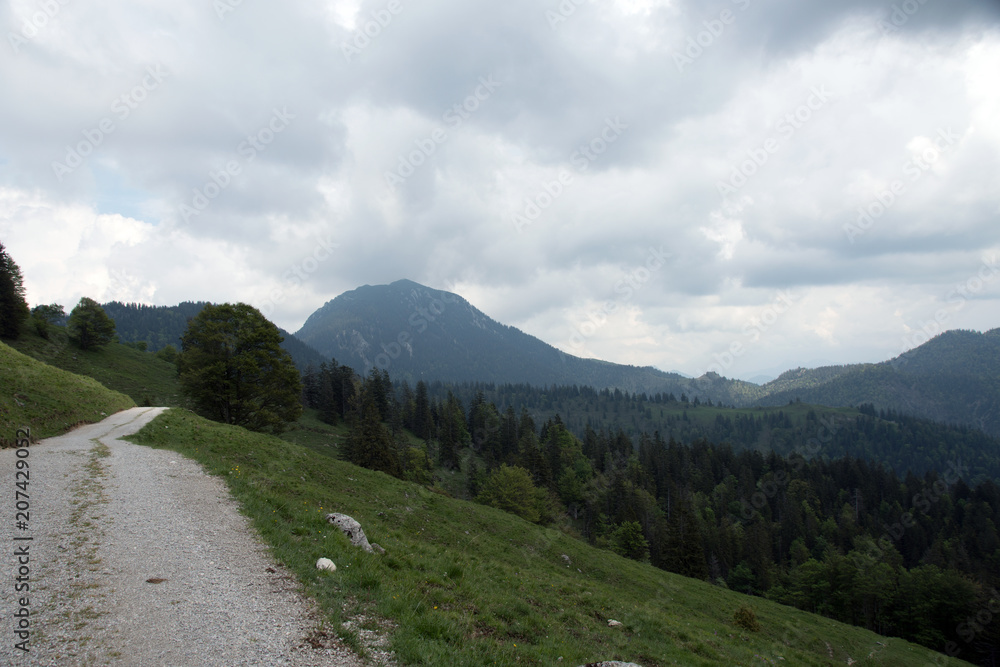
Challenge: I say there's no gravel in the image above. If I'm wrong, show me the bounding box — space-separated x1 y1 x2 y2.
1 408 386 667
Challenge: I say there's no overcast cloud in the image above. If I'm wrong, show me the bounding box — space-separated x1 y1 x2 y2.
1 0 998 381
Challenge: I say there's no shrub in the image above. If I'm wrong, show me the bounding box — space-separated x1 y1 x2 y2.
733 604 761 632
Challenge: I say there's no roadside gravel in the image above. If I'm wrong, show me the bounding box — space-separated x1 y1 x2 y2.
1 407 377 666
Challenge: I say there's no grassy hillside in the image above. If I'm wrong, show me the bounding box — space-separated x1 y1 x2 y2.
0 341 135 446
8 325 187 408
278 408 350 455
127 408 969 666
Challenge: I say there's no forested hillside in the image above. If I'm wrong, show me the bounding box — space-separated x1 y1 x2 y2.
301 366 1000 664
101 301 208 351
420 381 1000 484
293 280 1000 438
100 301 327 370
755 329 1000 437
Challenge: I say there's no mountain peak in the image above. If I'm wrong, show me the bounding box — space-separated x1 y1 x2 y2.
294 280 685 391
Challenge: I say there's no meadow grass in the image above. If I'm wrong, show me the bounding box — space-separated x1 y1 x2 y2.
8 325 187 408
0 341 135 446
127 408 968 666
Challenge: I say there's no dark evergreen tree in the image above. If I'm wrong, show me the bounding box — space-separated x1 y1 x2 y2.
414 380 433 440
437 391 467 469
664 492 708 580
0 241 30 340
342 383 399 477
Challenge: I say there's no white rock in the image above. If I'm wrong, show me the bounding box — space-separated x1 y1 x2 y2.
607 619 623 627
325 513 374 553
316 558 336 572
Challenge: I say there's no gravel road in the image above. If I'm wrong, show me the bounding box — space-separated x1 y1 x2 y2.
1 408 376 667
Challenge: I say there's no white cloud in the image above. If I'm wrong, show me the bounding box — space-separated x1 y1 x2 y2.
0 0 997 379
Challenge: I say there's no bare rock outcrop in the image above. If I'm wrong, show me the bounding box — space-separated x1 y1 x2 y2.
325 513 378 553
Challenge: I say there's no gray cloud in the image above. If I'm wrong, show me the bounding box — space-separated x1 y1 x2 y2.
1 0 998 379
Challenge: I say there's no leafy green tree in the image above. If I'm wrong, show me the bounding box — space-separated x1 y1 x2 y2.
31 303 65 323
477 464 544 523
178 303 302 433
612 520 650 561
29 303 65 339
0 241 30 340
67 297 117 350
156 344 179 364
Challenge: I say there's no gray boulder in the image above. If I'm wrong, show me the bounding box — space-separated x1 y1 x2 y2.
325 513 374 553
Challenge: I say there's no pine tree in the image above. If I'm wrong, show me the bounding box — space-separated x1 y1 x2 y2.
343 387 399 477
437 392 467 469
414 381 433 440
665 492 708 579
0 241 30 340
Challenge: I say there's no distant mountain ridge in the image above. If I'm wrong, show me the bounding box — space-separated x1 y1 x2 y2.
756 328 1000 436
294 279 707 393
294 280 1000 437
102 285 999 438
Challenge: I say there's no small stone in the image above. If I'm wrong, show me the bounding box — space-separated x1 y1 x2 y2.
316 558 336 572
608 619 623 627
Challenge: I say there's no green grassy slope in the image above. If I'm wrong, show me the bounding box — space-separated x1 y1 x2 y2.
278 408 350 456
128 409 970 666
8 325 187 408
0 341 135 446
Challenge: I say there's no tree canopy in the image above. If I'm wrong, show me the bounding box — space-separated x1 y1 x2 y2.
67 297 117 350
476 464 545 523
0 241 29 340
178 303 302 433
31 303 66 324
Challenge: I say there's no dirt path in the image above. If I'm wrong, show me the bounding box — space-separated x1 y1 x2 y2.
1 408 369 666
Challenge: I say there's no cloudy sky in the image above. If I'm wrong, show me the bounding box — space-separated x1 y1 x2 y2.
1 0 998 381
